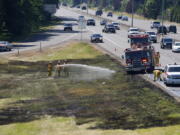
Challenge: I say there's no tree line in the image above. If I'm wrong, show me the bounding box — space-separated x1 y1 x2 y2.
62 0 180 23
0 0 59 40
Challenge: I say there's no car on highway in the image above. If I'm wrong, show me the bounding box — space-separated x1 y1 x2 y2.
168 25 177 33
128 27 140 36
0 41 12 51
172 42 180 52
145 31 157 43
150 21 161 29
0 41 13 48
157 25 167 35
87 19 96 26
162 64 180 86
81 6 87 10
102 24 116 33
90 34 103 43
0 44 12 52
112 22 120 30
96 10 103 16
121 16 128 21
160 37 173 49
100 19 107 25
78 16 85 21
64 24 73 31
107 12 113 17
62 3 67 6
117 15 122 20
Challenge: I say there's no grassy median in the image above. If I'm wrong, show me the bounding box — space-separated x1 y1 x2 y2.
0 42 179 135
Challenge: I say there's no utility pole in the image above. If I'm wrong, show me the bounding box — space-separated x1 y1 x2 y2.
161 0 165 36
161 0 165 26
87 0 88 14
131 0 134 27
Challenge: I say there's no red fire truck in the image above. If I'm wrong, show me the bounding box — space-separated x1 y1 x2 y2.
124 34 156 73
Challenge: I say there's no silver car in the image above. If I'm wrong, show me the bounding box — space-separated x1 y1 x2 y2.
172 42 180 52
0 41 12 51
162 64 180 86
146 31 157 43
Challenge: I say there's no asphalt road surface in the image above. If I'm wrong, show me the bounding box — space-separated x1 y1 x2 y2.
0 6 179 101
79 7 180 41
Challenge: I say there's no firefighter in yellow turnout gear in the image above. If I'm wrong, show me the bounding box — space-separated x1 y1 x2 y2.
154 52 160 67
153 69 162 81
48 62 53 76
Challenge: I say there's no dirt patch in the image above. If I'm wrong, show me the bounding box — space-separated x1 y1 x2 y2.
68 88 98 97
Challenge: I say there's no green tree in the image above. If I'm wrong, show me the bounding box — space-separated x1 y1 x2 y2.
143 0 161 19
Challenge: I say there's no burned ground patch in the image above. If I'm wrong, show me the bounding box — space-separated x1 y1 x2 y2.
0 55 179 130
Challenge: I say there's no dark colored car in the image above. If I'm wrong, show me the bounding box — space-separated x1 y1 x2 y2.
91 34 103 43
87 19 96 26
96 10 103 16
82 6 87 10
76 5 80 8
121 16 128 21
62 3 67 6
64 24 73 31
157 25 167 35
102 24 116 33
168 25 177 33
160 37 173 49
107 12 113 17
117 16 122 20
100 19 107 25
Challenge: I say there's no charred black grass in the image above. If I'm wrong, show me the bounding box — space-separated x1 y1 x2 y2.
0 54 179 129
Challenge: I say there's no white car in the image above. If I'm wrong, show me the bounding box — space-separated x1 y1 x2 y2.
162 64 180 86
172 42 180 52
128 27 140 36
150 21 161 29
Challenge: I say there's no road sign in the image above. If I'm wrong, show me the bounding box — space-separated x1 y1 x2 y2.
78 19 86 29
78 19 86 41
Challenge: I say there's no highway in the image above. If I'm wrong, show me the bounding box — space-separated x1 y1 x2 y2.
62 6 180 101
79 7 180 41
0 6 179 101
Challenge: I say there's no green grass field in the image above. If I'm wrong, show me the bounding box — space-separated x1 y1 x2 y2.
0 42 179 135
